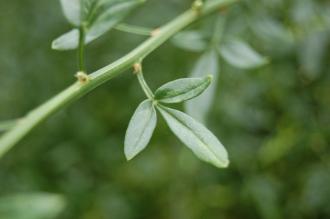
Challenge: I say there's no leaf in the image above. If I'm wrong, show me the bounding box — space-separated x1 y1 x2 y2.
87 0 144 42
158 105 229 168
60 0 81 26
0 193 66 219
172 31 207 52
185 50 219 123
219 39 268 69
154 75 212 104
53 0 144 50
124 100 157 160
51 29 79 50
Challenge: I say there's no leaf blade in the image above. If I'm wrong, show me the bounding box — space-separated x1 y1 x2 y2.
124 100 157 160
219 39 268 69
154 75 212 103
158 105 229 168
172 31 207 52
185 50 219 123
60 0 81 26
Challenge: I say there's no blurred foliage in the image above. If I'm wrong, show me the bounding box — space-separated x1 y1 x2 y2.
0 0 329 219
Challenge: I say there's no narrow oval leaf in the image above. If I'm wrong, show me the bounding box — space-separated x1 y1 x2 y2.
87 0 144 42
154 75 212 103
219 39 268 69
124 100 157 160
172 31 207 52
0 193 66 219
60 0 81 26
51 29 79 50
185 50 219 123
158 105 229 168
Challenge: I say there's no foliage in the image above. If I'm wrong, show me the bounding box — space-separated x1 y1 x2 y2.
0 0 329 218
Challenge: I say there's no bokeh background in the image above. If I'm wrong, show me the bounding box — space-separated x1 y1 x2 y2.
0 0 330 218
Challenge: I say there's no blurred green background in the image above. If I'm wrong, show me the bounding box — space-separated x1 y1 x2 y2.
0 0 330 218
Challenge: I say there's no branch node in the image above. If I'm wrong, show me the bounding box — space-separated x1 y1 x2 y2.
151 28 161 37
192 0 204 12
133 63 142 74
75 71 90 84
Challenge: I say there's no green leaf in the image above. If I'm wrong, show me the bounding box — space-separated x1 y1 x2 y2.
87 0 144 42
185 50 219 123
219 39 268 69
53 0 144 50
158 105 229 168
124 100 157 160
0 193 66 219
51 29 79 50
154 75 212 103
60 0 81 26
172 31 207 52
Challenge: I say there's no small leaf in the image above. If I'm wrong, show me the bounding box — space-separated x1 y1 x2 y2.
158 105 229 168
219 39 268 69
172 31 207 52
52 29 79 50
124 100 157 160
0 193 66 219
60 0 81 26
185 50 219 123
154 75 212 103
87 0 144 42
53 0 144 50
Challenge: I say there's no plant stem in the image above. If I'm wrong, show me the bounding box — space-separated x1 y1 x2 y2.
115 23 152 36
78 25 86 72
136 70 154 100
0 0 238 159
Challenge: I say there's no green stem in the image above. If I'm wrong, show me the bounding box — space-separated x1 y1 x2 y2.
0 0 238 159
78 25 86 72
136 70 154 100
115 23 152 36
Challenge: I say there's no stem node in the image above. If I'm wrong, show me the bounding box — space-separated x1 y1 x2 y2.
75 71 90 84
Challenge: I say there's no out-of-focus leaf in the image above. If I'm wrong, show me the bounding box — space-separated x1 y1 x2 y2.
185 50 219 123
172 31 207 52
219 39 268 69
60 0 81 26
53 0 144 50
124 100 157 160
246 176 281 219
250 17 294 54
0 193 66 219
51 29 79 50
87 0 145 43
157 105 229 168
298 32 329 80
259 126 298 165
154 76 212 104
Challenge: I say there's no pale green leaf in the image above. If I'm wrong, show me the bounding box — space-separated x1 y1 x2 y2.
53 0 144 50
158 105 229 168
154 75 212 103
51 29 79 50
172 31 207 52
185 50 219 123
124 100 157 160
0 193 66 219
87 0 144 42
60 0 81 26
219 39 268 69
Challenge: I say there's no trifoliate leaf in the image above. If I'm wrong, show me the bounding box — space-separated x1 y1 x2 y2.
219 39 268 69
185 50 219 123
124 100 157 160
158 105 229 168
53 0 144 50
154 75 212 103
